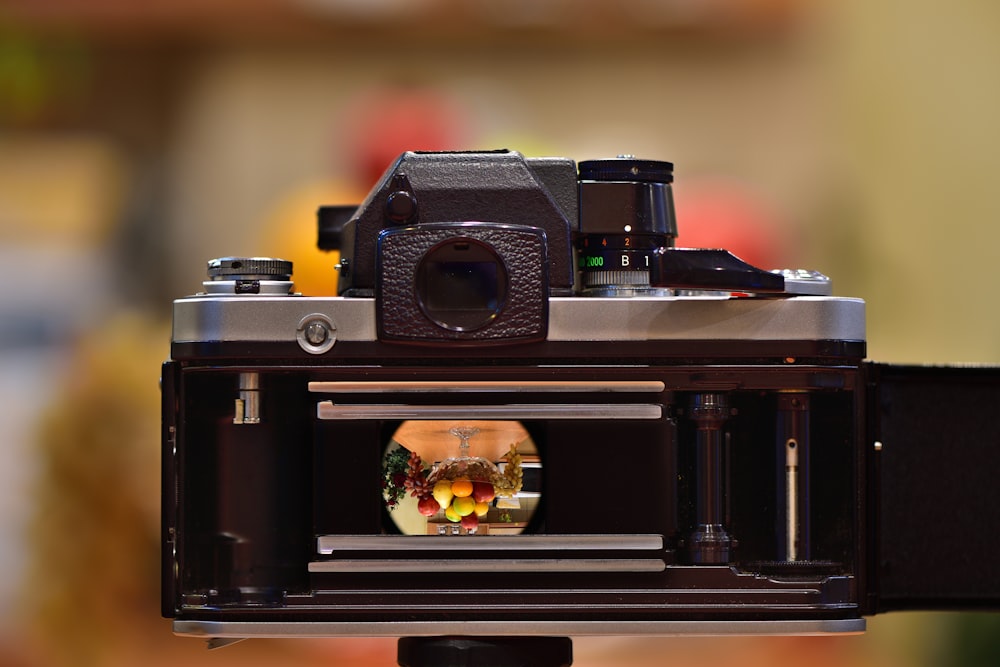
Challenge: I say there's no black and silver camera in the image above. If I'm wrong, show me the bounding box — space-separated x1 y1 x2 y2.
162 151 1000 654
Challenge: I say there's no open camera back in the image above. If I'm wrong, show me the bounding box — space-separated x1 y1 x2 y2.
163 151 1000 648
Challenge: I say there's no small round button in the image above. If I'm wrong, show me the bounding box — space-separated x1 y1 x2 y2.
304 321 328 345
385 190 417 224
296 314 336 354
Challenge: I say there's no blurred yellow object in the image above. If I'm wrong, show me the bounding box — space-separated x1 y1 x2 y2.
22 314 166 666
259 180 365 297
15 312 399 667
0 134 126 246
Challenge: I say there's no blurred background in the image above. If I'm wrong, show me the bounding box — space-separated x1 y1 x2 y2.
1 0 998 665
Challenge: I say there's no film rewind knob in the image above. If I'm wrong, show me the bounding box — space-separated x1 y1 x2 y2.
204 256 294 296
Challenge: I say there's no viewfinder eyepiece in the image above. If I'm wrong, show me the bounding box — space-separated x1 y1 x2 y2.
416 238 509 332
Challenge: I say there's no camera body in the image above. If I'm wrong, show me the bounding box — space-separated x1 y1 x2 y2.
162 151 1000 642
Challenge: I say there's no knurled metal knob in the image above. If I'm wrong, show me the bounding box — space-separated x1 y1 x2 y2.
207 257 293 281
578 156 674 184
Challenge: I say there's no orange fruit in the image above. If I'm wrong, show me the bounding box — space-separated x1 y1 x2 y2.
451 479 474 498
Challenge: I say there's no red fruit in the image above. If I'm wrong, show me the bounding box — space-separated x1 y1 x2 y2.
471 481 495 503
417 496 441 517
461 512 479 530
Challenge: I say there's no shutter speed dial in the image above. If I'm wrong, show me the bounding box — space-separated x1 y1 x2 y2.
576 157 677 297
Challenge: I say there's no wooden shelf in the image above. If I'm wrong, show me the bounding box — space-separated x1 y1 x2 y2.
2 0 801 44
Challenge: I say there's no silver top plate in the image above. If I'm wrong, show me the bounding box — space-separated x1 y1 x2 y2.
172 295 865 345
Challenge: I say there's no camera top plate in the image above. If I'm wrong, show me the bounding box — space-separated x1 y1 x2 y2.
170 293 865 361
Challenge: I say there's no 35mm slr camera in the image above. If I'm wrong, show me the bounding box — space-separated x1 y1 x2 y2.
162 151 1000 653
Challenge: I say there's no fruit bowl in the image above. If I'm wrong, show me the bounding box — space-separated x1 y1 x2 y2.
426 456 500 487
381 423 528 534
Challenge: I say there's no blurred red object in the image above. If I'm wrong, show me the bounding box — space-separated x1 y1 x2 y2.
341 85 470 188
673 178 790 271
